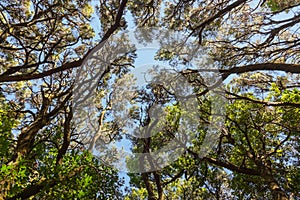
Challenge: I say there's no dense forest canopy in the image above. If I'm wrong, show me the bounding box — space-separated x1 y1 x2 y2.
0 0 300 199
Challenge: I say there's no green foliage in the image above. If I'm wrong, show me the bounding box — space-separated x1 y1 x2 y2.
1 142 123 199
36 151 122 199
0 99 17 164
265 0 295 11
0 95 123 199
126 75 300 199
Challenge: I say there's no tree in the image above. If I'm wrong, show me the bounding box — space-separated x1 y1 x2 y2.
125 73 300 199
0 0 126 199
1 0 300 199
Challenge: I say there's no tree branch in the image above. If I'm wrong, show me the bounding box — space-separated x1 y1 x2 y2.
6 166 84 200
183 63 300 81
0 0 128 83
